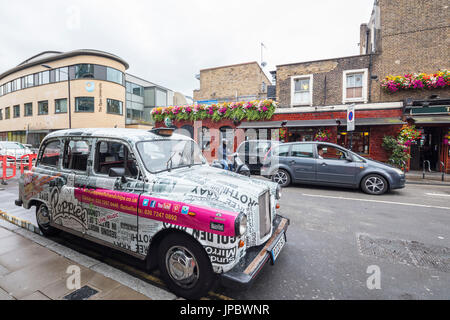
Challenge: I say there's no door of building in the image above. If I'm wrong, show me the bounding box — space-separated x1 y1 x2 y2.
410 127 442 171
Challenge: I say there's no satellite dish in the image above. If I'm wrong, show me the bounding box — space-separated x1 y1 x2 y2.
195 74 200 80
261 62 267 67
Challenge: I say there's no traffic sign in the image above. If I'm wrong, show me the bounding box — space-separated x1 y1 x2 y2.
347 104 355 131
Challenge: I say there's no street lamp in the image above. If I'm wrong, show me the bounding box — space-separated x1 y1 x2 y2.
41 64 72 129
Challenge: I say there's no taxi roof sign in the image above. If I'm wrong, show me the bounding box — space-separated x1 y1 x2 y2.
150 128 174 136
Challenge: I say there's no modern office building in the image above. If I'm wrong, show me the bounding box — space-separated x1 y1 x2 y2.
124 73 175 128
0 49 177 146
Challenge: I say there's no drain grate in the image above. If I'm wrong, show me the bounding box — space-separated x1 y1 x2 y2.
357 234 450 273
63 285 99 300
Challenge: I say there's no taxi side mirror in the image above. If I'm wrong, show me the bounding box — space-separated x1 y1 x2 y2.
109 167 127 183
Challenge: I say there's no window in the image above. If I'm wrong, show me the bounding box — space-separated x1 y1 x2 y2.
75 64 95 79
106 67 123 85
317 145 348 160
13 105 20 118
337 129 370 155
39 71 50 85
95 141 138 178
58 67 69 81
291 75 313 106
273 145 290 157
0 109 3 120
343 69 368 103
63 140 90 171
75 97 94 112
107 98 123 115
38 101 49 115
40 140 61 167
24 75 34 88
12 79 21 91
198 127 210 151
24 103 32 116
55 98 67 113
5 107 10 119
291 144 314 158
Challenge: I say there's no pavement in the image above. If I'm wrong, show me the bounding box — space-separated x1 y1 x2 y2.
0 218 177 300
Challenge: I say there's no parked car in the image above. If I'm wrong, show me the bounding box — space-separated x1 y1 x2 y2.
0 141 34 163
236 139 281 174
261 141 405 195
15 128 288 299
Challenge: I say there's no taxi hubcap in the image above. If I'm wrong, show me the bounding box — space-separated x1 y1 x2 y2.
37 206 50 228
166 246 199 289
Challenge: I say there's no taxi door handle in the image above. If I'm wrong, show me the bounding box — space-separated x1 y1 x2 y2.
320 162 327 166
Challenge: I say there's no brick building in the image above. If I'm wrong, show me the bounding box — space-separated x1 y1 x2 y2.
193 62 271 103
157 0 449 171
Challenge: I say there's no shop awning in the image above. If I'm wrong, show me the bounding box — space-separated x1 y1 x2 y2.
237 121 284 129
285 119 343 127
338 117 406 126
411 116 450 124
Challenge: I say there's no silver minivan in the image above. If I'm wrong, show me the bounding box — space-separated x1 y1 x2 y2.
261 141 406 195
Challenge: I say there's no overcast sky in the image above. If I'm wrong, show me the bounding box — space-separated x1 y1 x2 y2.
0 0 374 97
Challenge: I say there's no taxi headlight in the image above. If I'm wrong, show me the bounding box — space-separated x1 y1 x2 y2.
235 212 247 236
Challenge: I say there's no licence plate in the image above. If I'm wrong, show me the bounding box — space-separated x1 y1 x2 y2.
270 232 286 263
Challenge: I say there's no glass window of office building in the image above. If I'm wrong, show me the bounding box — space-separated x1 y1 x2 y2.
55 98 67 113
24 103 33 116
75 97 94 112
13 105 20 118
74 64 95 79
107 98 123 115
107 67 123 85
38 101 49 115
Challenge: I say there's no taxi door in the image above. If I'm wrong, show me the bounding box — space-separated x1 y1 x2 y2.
82 139 144 254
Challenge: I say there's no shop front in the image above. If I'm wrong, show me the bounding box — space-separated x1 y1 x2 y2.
404 98 450 173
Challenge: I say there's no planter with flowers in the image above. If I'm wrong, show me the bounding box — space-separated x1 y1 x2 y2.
381 70 450 93
151 100 277 123
382 125 422 170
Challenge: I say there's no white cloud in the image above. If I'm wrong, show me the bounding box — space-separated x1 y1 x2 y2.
0 0 374 97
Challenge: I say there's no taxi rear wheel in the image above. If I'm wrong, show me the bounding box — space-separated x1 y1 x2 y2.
158 233 214 299
36 203 60 236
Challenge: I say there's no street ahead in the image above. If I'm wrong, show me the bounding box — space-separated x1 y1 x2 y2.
218 181 450 299
1 175 449 300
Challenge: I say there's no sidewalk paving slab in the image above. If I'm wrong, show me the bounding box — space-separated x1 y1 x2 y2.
0 223 176 300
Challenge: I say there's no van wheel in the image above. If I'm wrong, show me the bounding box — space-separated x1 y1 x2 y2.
272 169 291 187
36 203 60 236
158 233 214 299
361 174 388 195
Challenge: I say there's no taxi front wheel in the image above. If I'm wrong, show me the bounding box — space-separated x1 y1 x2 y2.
36 203 60 236
158 233 214 299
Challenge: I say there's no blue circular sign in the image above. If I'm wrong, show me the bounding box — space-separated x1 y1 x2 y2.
348 111 354 121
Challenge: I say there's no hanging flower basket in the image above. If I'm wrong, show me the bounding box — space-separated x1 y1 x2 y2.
151 100 277 123
314 128 332 142
381 70 450 93
443 129 450 146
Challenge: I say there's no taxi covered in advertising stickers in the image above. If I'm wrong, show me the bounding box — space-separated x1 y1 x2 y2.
15 128 289 299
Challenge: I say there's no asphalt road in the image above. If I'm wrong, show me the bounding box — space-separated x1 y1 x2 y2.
217 180 450 300
1 172 449 300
